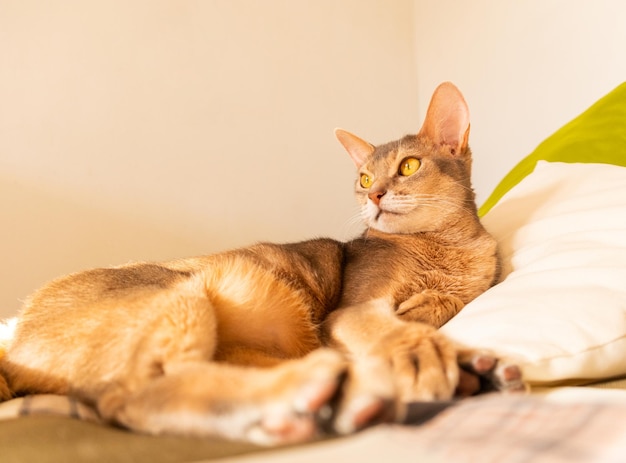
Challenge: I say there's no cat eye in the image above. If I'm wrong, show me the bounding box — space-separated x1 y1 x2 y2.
359 173 373 189
399 157 421 176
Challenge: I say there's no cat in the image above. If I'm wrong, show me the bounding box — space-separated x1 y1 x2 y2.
0 82 522 446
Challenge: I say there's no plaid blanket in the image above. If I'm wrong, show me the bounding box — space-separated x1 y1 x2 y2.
1 391 626 462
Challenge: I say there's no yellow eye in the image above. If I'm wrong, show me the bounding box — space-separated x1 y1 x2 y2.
399 157 420 176
359 173 373 188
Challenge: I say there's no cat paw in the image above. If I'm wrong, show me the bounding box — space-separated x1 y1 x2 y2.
368 322 460 403
395 290 463 328
329 357 397 435
396 293 433 323
249 351 399 443
245 348 348 445
455 350 527 397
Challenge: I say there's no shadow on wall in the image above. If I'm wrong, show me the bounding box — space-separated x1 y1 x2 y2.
0 176 221 318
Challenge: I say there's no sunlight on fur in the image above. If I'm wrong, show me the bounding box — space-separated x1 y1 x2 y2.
0 317 17 359
0 82 525 445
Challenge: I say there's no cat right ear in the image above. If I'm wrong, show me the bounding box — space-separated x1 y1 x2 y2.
418 82 470 156
335 128 375 168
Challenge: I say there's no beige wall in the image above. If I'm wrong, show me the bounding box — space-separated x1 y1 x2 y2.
413 0 626 202
3 1 626 318
0 0 418 316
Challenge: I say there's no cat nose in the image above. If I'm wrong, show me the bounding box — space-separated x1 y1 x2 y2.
368 189 386 206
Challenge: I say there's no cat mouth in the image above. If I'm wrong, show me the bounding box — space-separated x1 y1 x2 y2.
367 203 405 225
374 209 401 221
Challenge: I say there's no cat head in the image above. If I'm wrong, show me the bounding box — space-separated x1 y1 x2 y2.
336 82 477 235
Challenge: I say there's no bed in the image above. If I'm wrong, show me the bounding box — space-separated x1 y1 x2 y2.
2 81 626 462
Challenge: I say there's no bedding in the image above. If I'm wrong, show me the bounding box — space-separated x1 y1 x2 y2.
2 389 626 463
442 161 626 386
216 388 626 463
445 81 626 387
2 81 626 461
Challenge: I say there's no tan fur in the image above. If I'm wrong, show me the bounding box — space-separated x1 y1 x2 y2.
0 82 509 445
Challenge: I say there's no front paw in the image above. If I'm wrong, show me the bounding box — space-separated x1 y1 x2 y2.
396 290 462 327
369 322 460 402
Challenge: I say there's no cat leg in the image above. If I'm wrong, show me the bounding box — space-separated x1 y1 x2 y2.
396 289 464 327
324 299 527 433
323 298 460 406
395 293 527 395
0 375 10 401
329 355 397 435
97 348 362 446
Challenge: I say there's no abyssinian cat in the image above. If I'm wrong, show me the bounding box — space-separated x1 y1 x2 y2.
0 82 523 445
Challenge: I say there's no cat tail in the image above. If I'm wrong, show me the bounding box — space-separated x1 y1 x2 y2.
0 317 17 400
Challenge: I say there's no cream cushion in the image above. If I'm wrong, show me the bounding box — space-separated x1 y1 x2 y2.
442 161 626 386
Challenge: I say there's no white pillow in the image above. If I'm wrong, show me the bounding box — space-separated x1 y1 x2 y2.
441 161 626 386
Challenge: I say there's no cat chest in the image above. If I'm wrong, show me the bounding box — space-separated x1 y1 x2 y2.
342 240 484 304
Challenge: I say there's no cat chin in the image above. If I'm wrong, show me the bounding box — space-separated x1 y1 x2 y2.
364 204 429 234
368 213 411 234
367 211 435 235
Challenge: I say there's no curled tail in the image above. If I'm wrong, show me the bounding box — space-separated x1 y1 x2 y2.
0 317 17 400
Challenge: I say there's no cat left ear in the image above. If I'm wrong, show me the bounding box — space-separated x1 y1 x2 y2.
335 128 375 168
418 82 470 156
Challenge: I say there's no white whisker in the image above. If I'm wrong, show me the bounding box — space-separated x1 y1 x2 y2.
414 197 476 216
339 207 366 240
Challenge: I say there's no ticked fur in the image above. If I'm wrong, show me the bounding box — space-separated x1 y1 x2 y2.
0 82 516 446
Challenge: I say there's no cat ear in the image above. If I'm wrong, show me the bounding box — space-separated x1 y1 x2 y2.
335 128 375 168
418 82 470 156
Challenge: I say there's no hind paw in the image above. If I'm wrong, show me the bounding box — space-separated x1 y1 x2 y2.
455 350 527 397
246 349 396 445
